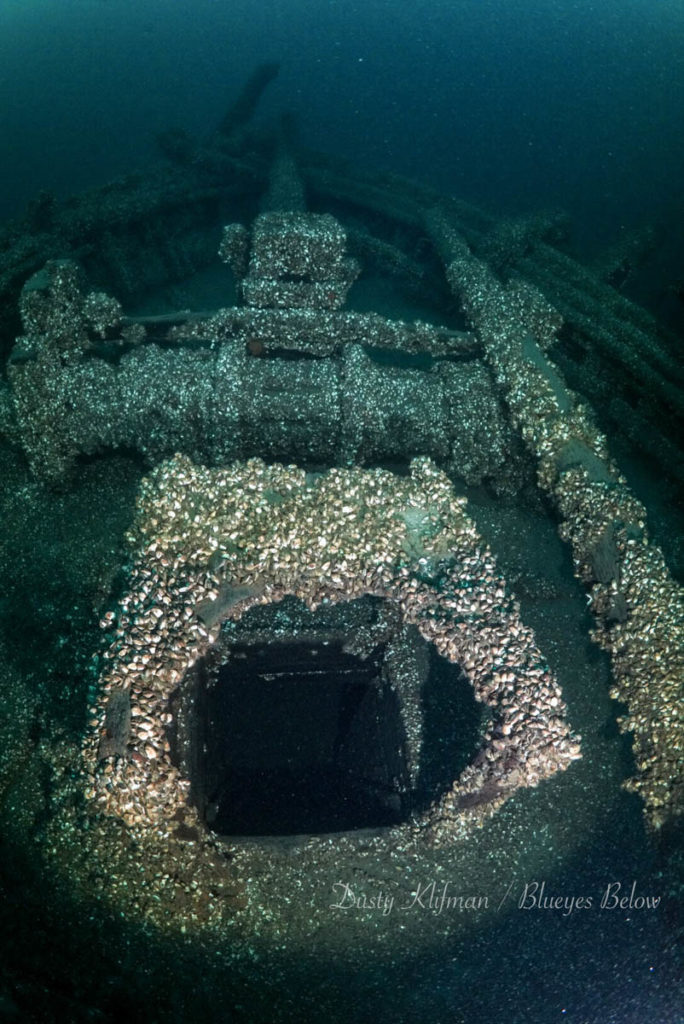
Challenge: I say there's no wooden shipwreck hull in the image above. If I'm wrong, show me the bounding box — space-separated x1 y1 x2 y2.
0 67 682 904
0 64 681 483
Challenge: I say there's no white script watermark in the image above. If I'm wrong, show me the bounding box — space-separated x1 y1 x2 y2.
329 879 661 918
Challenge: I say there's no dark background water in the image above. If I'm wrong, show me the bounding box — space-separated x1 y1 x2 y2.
1 0 683 257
